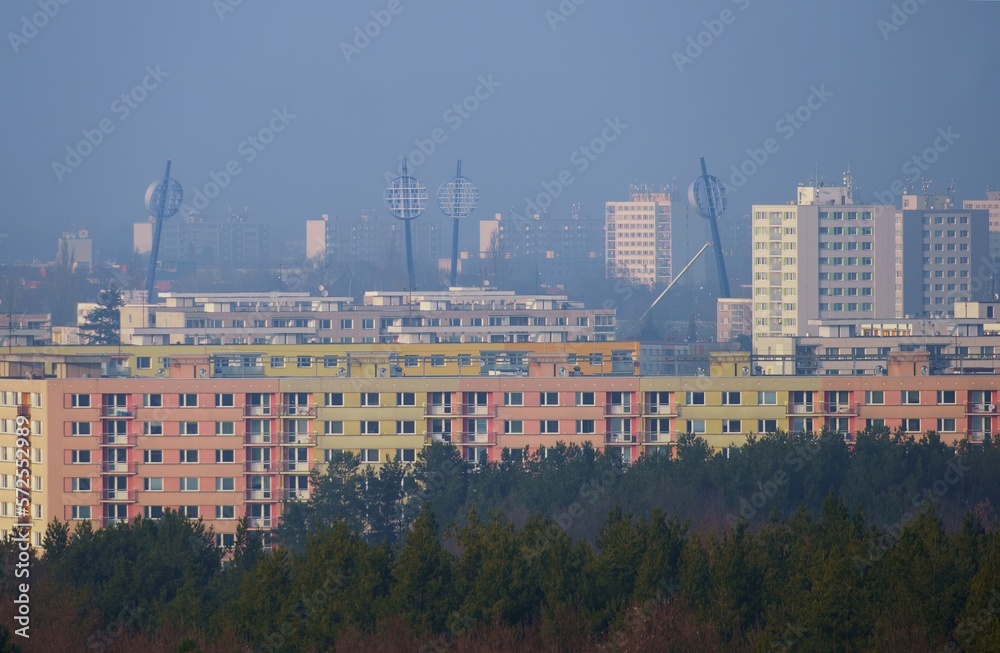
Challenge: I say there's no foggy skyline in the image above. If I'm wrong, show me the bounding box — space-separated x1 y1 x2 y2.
2 0 999 261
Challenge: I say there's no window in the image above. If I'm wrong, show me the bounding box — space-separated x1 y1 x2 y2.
215 421 235 436
270 356 285 368
180 422 199 436
902 391 920 405
325 421 344 435
431 355 445 367
722 419 742 434
404 356 419 368
180 478 199 492
143 506 164 520
362 319 375 330
325 393 344 407
686 392 705 405
396 392 415 406
361 421 380 434
865 391 884 405
540 420 559 434
179 393 198 408
866 418 885 430
396 448 416 463
360 449 380 463
144 478 163 492
215 450 235 463
324 449 345 463
71 450 91 464
576 392 595 406
71 394 90 408
936 390 956 405
757 391 777 406
180 450 199 464
215 393 234 407
216 505 235 519
143 450 163 464
71 422 91 436
576 420 595 434
144 394 162 408
297 356 312 369
144 421 163 436
589 353 602 365
758 419 778 433
70 478 91 492
323 356 340 368
340 319 354 329
903 418 921 433
937 418 956 433
504 392 523 406
540 392 559 406
396 421 416 434
722 392 741 406
71 506 91 520
181 506 199 519
361 393 379 407
457 354 471 367
216 478 236 492
504 420 523 434
686 420 706 434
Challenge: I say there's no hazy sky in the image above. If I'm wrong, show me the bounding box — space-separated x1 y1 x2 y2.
2 0 998 262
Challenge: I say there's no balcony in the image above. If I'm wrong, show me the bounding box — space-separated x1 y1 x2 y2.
604 403 635 416
461 433 493 445
423 404 454 416
245 488 273 501
786 403 818 415
247 517 273 529
244 405 274 417
429 433 453 444
282 488 310 501
100 461 137 475
606 432 635 444
16 406 29 418
280 432 316 445
101 405 137 419
281 405 317 418
100 489 137 502
243 433 273 445
966 402 997 415
279 460 310 473
101 433 137 447
244 461 275 473
968 431 992 443
460 404 490 416
102 517 129 527
642 403 678 417
822 403 857 416
644 432 670 443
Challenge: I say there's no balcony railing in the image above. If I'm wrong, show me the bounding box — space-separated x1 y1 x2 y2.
968 431 992 443
461 433 493 445
280 433 316 445
966 402 998 414
604 404 635 416
101 433 137 446
101 405 137 418
281 405 317 418
244 405 274 416
786 403 818 415
822 403 857 416
243 433 273 445
423 404 454 416
244 461 275 473
102 517 129 527
606 432 635 444
642 403 678 416
16 406 29 418
100 461 137 474
247 517 273 529
429 433 453 444
100 489 137 502
282 488 310 501
644 432 670 443
460 404 490 416
279 460 310 472
245 488 273 501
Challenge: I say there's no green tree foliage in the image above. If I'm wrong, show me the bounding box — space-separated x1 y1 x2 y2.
79 283 124 345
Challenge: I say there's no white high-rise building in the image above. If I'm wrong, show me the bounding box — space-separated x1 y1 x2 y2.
605 191 672 287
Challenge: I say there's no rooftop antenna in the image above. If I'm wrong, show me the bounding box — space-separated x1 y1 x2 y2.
688 157 731 297
144 160 183 305
384 158 428 292
438 160 480 288
843 165 854 200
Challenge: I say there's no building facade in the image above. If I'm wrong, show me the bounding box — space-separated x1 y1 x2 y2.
962 190 1000 262
134 218 271 270
717 298 753 343
605 191 672 287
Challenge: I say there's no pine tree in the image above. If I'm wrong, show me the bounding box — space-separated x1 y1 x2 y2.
80 284 124 345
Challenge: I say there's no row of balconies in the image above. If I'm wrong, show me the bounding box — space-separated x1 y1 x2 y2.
94 487 310 504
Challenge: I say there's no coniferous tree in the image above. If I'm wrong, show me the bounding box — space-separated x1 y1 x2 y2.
79 283 124 345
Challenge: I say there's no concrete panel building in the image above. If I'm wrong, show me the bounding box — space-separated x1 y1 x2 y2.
605 191 672 287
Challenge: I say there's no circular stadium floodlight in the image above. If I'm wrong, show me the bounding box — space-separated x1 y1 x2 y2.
438 172 480 219
384 159 428 221
145 176 183 220
688 173 727 220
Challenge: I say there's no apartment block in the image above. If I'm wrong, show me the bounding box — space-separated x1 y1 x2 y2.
962 190 1000 262
717 298 752 343
605 191 672 287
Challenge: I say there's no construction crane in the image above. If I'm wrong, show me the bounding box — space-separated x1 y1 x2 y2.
641 241 712 322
